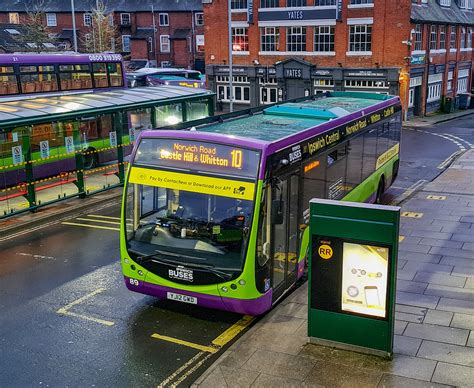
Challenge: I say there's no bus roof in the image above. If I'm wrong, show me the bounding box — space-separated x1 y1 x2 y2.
0 53 123 64
0 86 212 128
198 92 398 143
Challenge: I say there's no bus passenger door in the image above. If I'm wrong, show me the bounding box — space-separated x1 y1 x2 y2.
271 173 300 303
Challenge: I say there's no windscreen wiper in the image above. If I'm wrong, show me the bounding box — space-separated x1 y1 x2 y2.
131 251 180 266
154 250 233 281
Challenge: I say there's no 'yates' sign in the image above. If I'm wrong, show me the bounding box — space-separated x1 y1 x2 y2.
285 68 303 79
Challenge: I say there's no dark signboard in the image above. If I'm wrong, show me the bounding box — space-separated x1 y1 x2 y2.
258 8 337 22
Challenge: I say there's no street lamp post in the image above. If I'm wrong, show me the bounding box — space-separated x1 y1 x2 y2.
228 0 233 112
71 0 78 52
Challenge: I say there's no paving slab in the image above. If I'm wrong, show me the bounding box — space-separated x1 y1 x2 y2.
423 309 453 326
413 272 467 288
424 283 474 302
432 362 474 387
437 297 474 314
450 313 474 331
393 335 422 356
377 374 450 388
417 340 474 366
403 322 469 345
396 291 440 309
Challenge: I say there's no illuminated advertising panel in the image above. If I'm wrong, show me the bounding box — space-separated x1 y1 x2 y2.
341 243 388 318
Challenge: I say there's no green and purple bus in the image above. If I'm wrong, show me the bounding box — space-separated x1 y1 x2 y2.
121 91 402 315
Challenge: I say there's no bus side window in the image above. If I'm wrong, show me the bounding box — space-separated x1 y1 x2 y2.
376 123 389 158
346 135 363 189
326 145 347 200
362 130 377 181
256 186 271 293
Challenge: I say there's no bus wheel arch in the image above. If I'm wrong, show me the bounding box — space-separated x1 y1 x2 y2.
83 148 98 169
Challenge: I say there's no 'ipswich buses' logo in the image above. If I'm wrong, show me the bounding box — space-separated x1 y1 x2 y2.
168 266 194 282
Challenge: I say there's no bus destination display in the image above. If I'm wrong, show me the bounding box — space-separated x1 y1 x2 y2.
135 138 260 178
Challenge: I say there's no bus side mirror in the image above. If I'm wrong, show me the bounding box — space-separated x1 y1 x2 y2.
271 199 284 224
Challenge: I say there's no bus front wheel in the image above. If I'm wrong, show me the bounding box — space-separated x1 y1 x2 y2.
375 177 385 204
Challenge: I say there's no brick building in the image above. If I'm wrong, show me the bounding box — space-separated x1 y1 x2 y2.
0 0 205 70
203 0 473 118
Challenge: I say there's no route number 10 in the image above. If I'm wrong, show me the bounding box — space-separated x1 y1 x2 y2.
231 150 243 169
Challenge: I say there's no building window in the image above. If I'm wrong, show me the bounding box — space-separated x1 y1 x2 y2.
160 35 170 52
349 0 374 4
232 27 249 52
468 27 473 48
231 0 248 9
46 13 57 27
413 24 423 51
315 0 337 5
314 79 334 94
195 13 204 26
122 35 131 52
84 13 92 27
108 14 114 26
159 13 169 26
457 77 468 93
121 13 131 25
450 26 457 49
196 34 205 52
439 0 451 5
9 12 19 24
287 26 306 52
439 25 446 49
314 26 335 52
460 27 466 48
260 27 279 52
408 88 415 107
349 25 372 52
85 33 92 46
344 80 388 89
148 36 153 53
458 0 473 9
287 0 306 5
161 61 171 68
430 25 438 50
260 87 278 104
427 82 442 102
261 0 279 6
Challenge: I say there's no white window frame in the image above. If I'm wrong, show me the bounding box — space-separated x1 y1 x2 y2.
159 13 169 27
457 77 468 93
9 12 19 24
260 27 280 52
287 26 307 52
122 35 131 52
232 27 249 53
408 88 415 107
347 23 372 54
46 13 57 27
429 25 438 50
348 0 374 9
314 25 335 53
120 13 131 25
439 0 451 5
450 26 457 50
84 13 92 27
413 24 423 51
260 87 278 104
195 12 204 26
160 35 170 53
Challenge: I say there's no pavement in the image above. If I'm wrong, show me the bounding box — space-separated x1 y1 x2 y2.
403 109 474 128
193 149 474 387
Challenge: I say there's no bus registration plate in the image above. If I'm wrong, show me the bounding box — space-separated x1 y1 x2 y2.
167 292 197 305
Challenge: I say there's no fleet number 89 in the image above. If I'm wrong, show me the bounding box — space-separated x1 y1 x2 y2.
129 278 139 286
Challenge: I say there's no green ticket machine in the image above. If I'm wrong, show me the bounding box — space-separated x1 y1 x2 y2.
308 199 400 359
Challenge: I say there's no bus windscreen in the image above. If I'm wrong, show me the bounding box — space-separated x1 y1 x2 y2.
134 138 260 178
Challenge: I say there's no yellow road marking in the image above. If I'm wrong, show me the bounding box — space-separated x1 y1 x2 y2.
57 288 115 326
76 217 120 225
401 211 423 219
212 315 255 347
151 334 218 354
427 195 447 200
87 214 121 220
156 314 255 386
399 236 405 242
61 221 120 231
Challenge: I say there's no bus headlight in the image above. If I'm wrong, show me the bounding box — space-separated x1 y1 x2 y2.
239 279 246 286
221 287 228 292
138 270 143 276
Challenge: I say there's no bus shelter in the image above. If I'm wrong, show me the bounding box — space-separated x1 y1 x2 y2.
0 86 214 218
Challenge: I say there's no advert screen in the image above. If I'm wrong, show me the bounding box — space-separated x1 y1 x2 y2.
341 242 389 318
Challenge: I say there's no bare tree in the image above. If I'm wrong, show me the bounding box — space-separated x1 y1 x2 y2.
19 0 57 53
81 0 118 53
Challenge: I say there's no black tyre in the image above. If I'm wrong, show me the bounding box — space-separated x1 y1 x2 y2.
83 148 97 169
375 177 385 204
